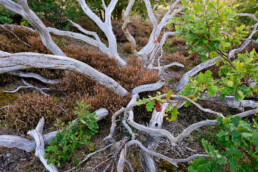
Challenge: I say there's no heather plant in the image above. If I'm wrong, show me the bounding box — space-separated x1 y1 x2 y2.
2 92 63 133
45 101 99 167
0 0 257 171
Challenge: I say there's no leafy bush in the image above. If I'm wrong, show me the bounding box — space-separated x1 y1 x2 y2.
27 0 83 29
182 49 258 102
0 5 15 24
45 101 99 167
189 116 258 172
170 0 248 61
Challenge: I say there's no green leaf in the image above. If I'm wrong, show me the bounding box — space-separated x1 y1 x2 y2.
146 101 155 112
208 85 218 97
166 90 173 101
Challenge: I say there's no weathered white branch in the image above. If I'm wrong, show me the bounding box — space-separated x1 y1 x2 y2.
143 0 158 27
9 72 60 84
123 0 185 65
229 22 258 59
138 0 185 63
104 93 139 142
236 13 258 22
68 20 102 43
65 144 113 172
131 80 165 95
0 105 14 110
0 25 30 47
122 0 138 56
104 107 126 143
117 146 127 172
0 108 108 152
0 51 128 96
129 140 209 167
77 0 126 66
122 113 136 140
47 27 109 54
176 56 220 93
151 62 185 70
27 117 58 172
0 0 65 56
202 94 258 111
141 103 169 172
4 79 50 96
170 95 225 118
128 104 257 144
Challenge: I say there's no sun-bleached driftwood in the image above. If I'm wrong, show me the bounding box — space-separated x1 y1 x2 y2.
65 143 113 172
123 0 186 66
140 103 169 172
0 108 108 152
0 25 30 47
9 72 60 84
131 80 165 95
202 94 258 111
0 51 128 96
0 0 65 56
128 140 209 167
77 0 126 66
4 79 50 96
27 117 58 172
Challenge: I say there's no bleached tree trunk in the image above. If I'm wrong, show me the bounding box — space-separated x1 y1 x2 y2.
123 0 185 66
140 103 169 172
0 0 65 56
77 0 126 66
0 51 128 96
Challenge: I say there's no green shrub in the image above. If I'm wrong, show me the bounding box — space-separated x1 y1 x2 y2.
189 116 258 172
45 101 99 167
0 5 15 24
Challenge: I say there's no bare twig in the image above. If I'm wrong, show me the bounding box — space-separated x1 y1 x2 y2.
4 79 50 96
0 25 30 47
9 72 60 84
65 144 113 172
103 137 129 172
128 140 209 167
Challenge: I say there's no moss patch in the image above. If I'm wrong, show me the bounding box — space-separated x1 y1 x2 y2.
0 89 18 107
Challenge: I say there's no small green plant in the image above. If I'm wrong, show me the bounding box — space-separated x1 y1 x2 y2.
188 116 258 172
168 0 248 61
53 37 67 47
136 91 179 122
45 101 99 167
21 17 29 27
0 6 15 24
182 49 258 102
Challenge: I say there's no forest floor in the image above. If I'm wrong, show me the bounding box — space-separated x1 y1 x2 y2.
0 9 255 171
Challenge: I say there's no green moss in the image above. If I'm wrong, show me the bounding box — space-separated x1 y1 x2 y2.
0 90 18 107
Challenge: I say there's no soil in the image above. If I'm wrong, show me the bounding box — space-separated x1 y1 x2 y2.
0 8 255 172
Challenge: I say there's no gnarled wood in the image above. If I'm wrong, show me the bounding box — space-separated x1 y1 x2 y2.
0 51 128 96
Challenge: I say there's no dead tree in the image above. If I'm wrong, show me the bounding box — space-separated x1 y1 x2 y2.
0 0 257 171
